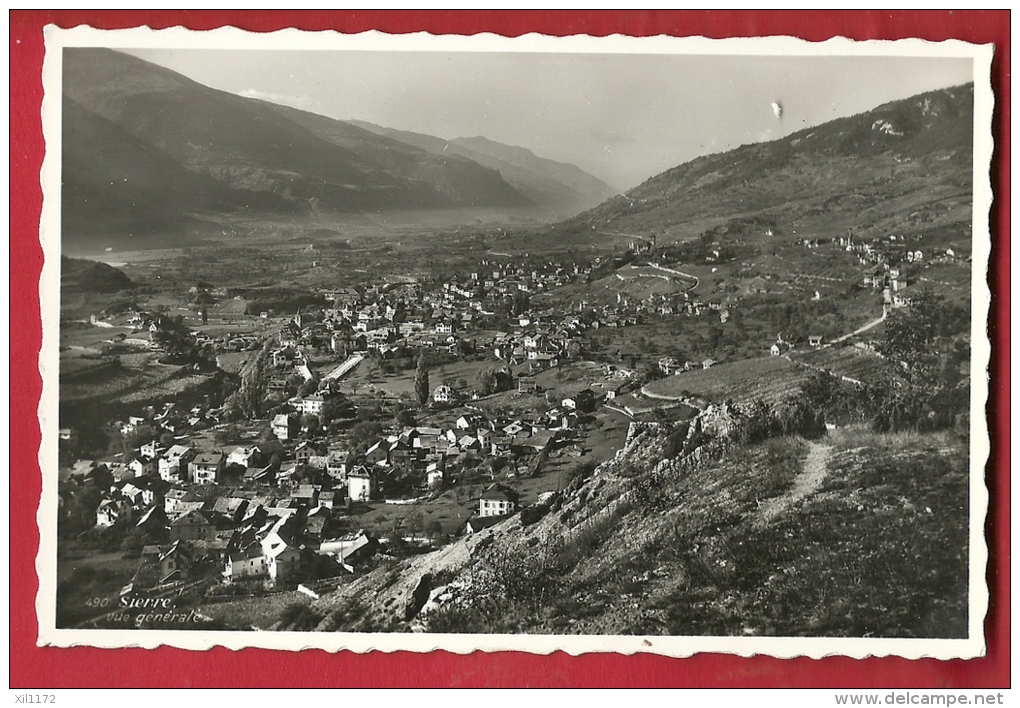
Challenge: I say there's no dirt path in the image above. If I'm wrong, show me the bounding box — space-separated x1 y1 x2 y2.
827 306 887 346
756 442 832 528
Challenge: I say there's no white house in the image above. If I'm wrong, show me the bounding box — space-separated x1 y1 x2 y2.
426 462 444 491
224 545 268 582
188 451 223 485
478 484 519 518
158 446 193 485
347 467 372 502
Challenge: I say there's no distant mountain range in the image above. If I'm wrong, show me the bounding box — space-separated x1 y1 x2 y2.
550 83 974 247
60 48 616 251
348 121 620 217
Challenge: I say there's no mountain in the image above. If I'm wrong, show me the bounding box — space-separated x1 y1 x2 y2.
257 102 533 209
61 97 296 251
61 49 536 249
350 121 619 217
550 84 974 246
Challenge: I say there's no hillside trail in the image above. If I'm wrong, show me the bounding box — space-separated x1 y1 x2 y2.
755 441 832 529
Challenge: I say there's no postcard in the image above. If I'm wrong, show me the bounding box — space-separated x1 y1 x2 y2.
37 25 993 659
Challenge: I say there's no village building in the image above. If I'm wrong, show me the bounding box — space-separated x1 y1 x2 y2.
347 467 373 502
189 451 224 485
478 484 520 518
224 544 267 582
272 413 298 441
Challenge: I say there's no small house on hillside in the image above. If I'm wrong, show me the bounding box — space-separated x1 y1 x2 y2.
465 514 508 534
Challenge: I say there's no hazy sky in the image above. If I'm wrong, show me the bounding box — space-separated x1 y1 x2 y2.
124 48 974 191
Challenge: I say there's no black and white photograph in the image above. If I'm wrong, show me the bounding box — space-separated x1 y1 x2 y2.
38 27 992 658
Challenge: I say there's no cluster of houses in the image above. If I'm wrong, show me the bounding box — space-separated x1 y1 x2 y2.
800 231 966 311
67 433 532 593
130 485 380 590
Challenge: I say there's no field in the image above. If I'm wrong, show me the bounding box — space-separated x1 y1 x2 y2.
643 356 815 406
214 351 254 375
198 590 310 631
60 351 213 407
338 357 499 400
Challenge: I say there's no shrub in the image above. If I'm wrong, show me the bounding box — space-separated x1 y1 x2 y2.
278 602 322 631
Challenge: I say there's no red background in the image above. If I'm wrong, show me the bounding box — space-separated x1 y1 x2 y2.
10 11 1009 688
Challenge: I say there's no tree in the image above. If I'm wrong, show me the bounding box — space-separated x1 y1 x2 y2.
476 367 498 397
234 345 270 420
395 407 417 427
574 389 597 413
413 350 430 407
877 290 967 383
298 378 318 397
214 424 244 446
408 511 425 541
300 413 321 434
426 519 444 548
319 395 347 426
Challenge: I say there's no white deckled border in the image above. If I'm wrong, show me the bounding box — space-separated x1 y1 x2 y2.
36 24 996 660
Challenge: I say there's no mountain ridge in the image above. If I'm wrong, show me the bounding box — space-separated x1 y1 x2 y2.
550 83 973 245
349 120 620 217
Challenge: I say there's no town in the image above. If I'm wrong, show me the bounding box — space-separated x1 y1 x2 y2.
56 220 969 629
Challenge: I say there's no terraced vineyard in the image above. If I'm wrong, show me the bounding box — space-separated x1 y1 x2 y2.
643 356 815 406
794 345 900 383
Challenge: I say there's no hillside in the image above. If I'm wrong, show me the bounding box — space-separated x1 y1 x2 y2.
547 84 974 249
351 121 619 217
61 98 294 251
60 256 134 294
